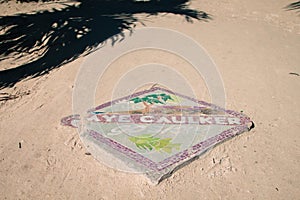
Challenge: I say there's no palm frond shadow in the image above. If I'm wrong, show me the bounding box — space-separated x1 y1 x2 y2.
285 1 300 11
0 0 210 88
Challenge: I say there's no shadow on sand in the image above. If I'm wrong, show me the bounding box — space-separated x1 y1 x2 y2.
0 0 210 88
285 1 300 11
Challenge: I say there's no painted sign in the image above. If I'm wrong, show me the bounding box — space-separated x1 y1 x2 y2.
61 87 252 184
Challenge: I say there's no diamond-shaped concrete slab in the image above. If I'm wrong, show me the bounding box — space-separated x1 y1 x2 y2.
61 87 252 184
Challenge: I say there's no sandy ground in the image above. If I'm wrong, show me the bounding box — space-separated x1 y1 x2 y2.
0 0 300 199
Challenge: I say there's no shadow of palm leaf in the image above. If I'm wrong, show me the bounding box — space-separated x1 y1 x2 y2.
285 1 300 11
0 0 210 88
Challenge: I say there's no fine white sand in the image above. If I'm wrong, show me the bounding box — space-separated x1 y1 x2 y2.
0 0 299 199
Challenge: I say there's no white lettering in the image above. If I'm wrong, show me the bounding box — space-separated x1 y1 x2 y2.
188 116 198 124
118 115 131 123
102 115 116 122
140 116 154 123
156 117 172 124
199 117 212 124
171 116 186 124
214 117 227 125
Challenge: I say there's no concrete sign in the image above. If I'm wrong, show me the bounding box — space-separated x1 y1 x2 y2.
62 87 252 184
